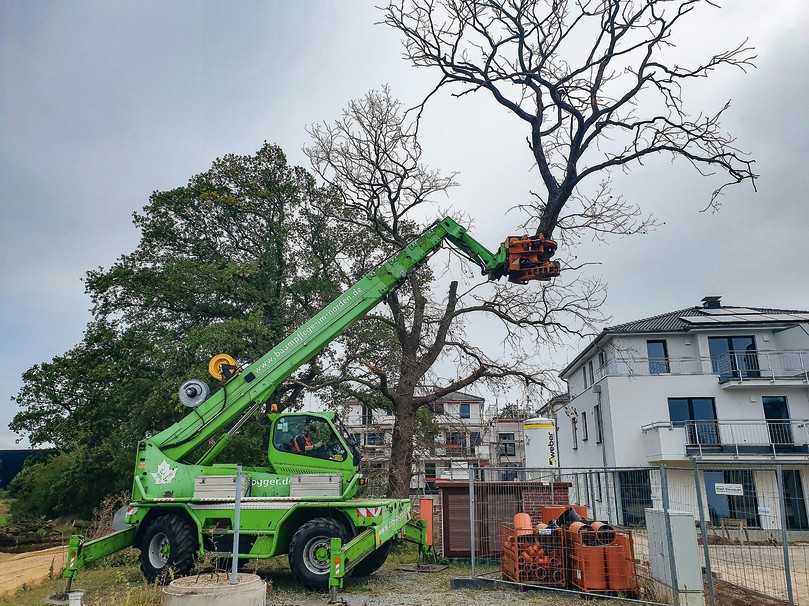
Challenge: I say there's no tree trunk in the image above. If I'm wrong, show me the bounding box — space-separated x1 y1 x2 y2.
386 399 417 498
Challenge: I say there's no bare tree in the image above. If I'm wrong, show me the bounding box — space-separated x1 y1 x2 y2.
305 87 605 497
381 0 757 240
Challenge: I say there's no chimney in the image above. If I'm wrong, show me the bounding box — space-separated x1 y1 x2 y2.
701 296 722 309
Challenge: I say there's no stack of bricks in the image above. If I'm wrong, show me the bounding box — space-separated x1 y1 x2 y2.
410 494 443 556
520 481 571 524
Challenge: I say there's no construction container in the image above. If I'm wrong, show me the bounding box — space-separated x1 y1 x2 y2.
569 528 638 595
568 531 608 592
501 524 567 587
605 531 638 593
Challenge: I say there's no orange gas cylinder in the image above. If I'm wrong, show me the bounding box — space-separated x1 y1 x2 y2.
606 532 638 592
513 512 533 536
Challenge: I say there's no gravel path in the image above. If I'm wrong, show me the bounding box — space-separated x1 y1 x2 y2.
265 563 635 606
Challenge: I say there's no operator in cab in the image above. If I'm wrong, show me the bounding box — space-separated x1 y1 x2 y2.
291 420 321 454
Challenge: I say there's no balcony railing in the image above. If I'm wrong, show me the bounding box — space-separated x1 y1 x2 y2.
642 418 809 459
423 444 480 457
593 350 809 384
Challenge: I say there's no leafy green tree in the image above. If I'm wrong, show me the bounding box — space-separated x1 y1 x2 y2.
10 143 350 516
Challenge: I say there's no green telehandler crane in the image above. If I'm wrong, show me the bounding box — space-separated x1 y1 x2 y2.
56 217 559 598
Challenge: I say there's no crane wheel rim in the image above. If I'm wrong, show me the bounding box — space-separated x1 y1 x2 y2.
303 536 331 575
148 532 171 568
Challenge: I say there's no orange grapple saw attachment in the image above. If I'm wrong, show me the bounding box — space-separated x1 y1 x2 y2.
505 234 561 284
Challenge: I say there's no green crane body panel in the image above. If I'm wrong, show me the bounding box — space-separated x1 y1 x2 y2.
60 217 548 591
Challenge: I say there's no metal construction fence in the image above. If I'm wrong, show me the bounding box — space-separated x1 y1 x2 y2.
462 463 809 605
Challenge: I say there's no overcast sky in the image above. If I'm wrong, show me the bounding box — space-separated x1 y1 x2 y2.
2 1 808 449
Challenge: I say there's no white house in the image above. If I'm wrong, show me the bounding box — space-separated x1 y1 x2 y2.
555 296 809 531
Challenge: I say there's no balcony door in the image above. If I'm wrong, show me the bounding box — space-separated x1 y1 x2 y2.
708 336 760 380
668 397 719 447
763 396 793 447
782 470 809 530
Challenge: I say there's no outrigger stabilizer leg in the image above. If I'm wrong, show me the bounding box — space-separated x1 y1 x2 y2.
327 519 432 603
46 528 136 605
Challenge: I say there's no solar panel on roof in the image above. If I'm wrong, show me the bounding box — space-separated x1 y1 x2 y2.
681 314 803 325
680 316 719 324
760 313 805 321
701 307 759 315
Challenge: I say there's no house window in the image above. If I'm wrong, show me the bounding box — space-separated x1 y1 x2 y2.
361 404 374 425
424 461 436 479
469 431 482 447
783 470 809 530
708 335 759 380
668 398 719 446
572 417 578 450
583 365 590 389
646 340 670 374
763 396 792 446
598 350 607 370
447 432 466 451
430 401 445 414
365 432 385 446
498 432 516 457
594 404 603 444
582 411 589 441
459 402 471 419
500 462 521 482
588 360 595 383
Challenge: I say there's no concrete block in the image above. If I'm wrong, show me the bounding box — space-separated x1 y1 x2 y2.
162 573 266 606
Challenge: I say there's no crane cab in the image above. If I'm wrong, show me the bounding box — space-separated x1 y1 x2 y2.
267 411 361 498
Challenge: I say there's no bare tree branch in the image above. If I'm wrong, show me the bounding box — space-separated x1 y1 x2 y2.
381 0 757 237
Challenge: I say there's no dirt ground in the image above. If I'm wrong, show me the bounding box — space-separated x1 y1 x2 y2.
0 546 67 598
632 530 809 604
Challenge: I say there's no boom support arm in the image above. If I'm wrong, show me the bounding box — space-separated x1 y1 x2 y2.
149 217 555 462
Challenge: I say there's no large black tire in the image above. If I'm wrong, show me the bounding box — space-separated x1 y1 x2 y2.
138 514 197 583
350 540 391 577
288 517 348 590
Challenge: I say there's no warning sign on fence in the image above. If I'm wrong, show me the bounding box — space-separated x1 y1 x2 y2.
715 483 744 496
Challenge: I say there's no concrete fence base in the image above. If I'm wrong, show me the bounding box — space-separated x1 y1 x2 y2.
162 573 266 606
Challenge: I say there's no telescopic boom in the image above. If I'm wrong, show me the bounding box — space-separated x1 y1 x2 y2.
150 217 559 464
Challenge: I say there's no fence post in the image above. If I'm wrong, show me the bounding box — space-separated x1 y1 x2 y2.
587 471 596 517
230 464 243 585
612 471 621 525
693 466 716 606
660 465 680 605
468 465 476 578
775 465 795 605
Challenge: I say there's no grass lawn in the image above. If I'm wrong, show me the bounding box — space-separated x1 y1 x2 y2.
1 544 628 606
0 495 11 527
